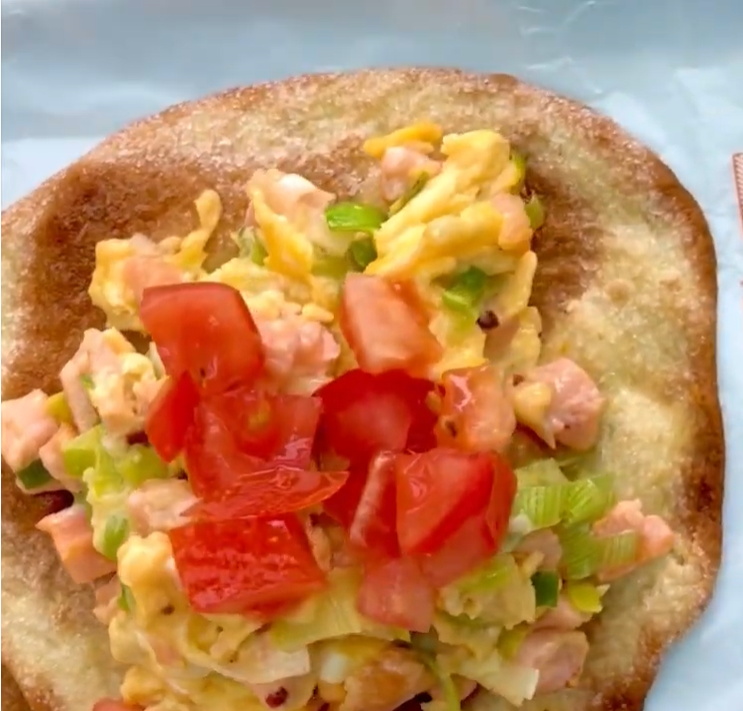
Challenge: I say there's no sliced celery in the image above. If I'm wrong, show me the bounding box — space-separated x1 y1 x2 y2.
458 554 520 594
562 474 616 526
513 485 566 529
118 445 169 488
118 584 136 612
599 531 639 569
46 392 74 425
524 195 545 230
564 581 603 614
558 525 601 580
62 426 102 478
515 460 568 488
497 624 530 660
100 515 129 560
418 652 461 711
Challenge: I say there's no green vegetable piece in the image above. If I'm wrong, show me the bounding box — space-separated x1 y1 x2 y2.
458 554 519 594
562 474 615 526
348 237 378 271
513 485 566 530
516 459 568 488
524 194 545 230
251 239 268 266
418 652 461 711
118 445 169 488
16 459 53 490
89 443 123 497
312 253 350 279
558 525 601 580
442 267 488 316
46 392 74 425
118 584 136 612
497 624 529 660
564 581 603 614
325 202 386 233
79 374 95 390
62 427 102 478
511 152 527 192
101 516 130 560
598 531 639 570
531 571 560 608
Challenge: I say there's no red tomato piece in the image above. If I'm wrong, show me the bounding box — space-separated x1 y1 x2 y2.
144 372 200 463
395 449 495 556
348 452 400 559
184 405 265 497
485 453 518 546
206 388 321 467
340 274 442 377
140 283 265 396
357 557 434 633
315 369 436 469
435 364 516 453
187 466 349 519
322 463 369 529
169 515 325 615
418 512 496 588
92 701 142 711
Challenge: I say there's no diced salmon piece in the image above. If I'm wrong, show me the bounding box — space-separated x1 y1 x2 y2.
380 145 442 203
519 358 605 451
93 576 121 625
534 595 591 631
255 316 340 387
515 529 563 570
38 424 82 493
593 500 675 582
126 479 198 535
246 170 335 226
340 647 434 711
1 390 58 472
36 505 116 584
491 192 532 252
122 255 183 305
514 630 589 694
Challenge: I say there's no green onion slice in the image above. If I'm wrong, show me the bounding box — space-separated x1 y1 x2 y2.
524 195 545 230
101 516 130 561
348 237 378 271
17 459 54 490
325 202 386 233
531 571 560 608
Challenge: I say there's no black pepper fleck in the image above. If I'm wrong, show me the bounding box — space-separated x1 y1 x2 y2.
160 604 175 616
476 310 500 330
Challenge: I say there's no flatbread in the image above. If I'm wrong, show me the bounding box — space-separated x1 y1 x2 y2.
0 68 724 711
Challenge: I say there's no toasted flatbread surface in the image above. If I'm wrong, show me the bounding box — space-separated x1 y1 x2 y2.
0 68 723 711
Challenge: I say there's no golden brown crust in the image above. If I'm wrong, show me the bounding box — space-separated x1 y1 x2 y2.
0 68 723 711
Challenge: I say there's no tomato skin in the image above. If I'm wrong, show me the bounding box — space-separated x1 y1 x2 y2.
485 453 518 546
435 364 516 453
348 452 400 559
315 369 436 468
184 405 265 497
187 466 349 520
206 388 321 467
144 372 200 463
140 283 265 396
322 463 369 529
395 449 495 556
169 515 325 616
340 274 443 377
357 557 434 633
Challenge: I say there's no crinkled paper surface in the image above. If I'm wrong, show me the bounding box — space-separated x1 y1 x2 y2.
2 0 743 708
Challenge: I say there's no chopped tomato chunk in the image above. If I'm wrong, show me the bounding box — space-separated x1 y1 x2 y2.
187 466 349 520
484 452 518 545
322 462 369 530
206 388 321 467
348 452 400 559
395 449 494 556
140 283 265 395
144 372 199 463
340 274 442 377
357 557 434 633
436 364 516 453
169 515 325 616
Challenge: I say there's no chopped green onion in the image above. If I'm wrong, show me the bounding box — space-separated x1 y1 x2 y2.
458 554 519 594
118 445 169 488
497 624 530 660
348 237 378 271
564 581 603 614
312 253 350 279
559 525 601 580
598 531 639 569
118 584 136 612
562 475 615 526
101 516 129 561
390 173 430 214
62 427 102 478
513 485 566 529
531 571 560 608
524 195 545 230
325 202 386 233
79 374 95 391
250 239 268 266
88 441 123 497
16 460 53 490
46 392 73 425
441 267 488 317
419 653 461 711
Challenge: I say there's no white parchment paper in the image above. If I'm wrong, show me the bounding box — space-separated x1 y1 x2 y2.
2 0 742 708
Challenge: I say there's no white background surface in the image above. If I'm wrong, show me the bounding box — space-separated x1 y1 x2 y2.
2 0 743 708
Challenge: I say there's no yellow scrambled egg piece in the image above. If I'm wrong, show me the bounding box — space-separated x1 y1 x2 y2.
362 121 443 159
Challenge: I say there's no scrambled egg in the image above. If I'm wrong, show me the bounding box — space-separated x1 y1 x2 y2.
88 123 546 710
